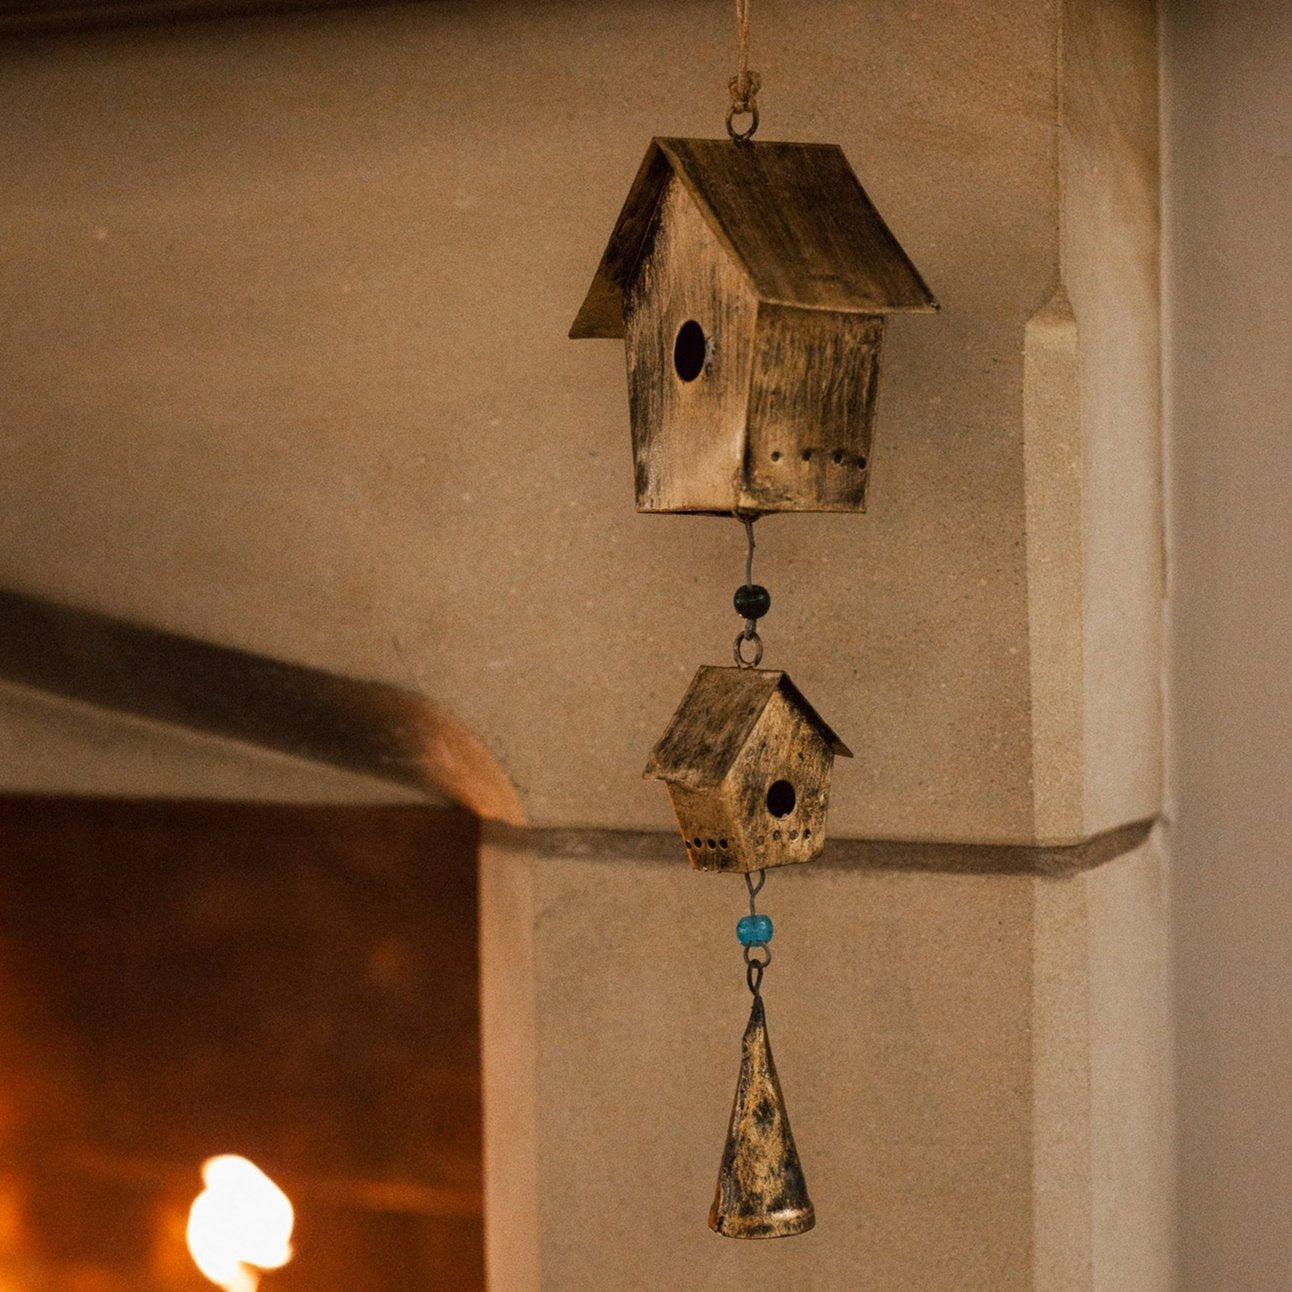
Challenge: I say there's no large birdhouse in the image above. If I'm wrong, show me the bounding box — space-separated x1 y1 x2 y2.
644 666 852 874
570 137 937 514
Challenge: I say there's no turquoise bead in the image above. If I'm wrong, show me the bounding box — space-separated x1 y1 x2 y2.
737 913 774 946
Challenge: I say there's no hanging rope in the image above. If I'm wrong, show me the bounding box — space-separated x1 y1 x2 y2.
727 0 761 143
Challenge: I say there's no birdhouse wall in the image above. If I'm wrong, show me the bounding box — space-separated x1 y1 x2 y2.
725 693 834 871
665 783 746 873
740 305 885 513
662 698 838 876
624 176 760 513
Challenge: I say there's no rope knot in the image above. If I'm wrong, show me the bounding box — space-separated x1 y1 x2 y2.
727 68 761 115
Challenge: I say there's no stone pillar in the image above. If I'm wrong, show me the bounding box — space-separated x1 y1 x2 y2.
1166 2 1292 1287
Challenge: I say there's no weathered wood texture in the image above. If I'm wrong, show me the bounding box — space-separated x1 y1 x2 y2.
625 177 758 513
571 138 937 339
575 138 936 515
659 138 935 314
723 690 835 872
709 995 814 1239
645 667 849 874
743 305 883 512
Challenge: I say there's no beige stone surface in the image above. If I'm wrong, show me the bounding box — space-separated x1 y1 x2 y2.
481 830 1172 1291
483 831 1034 1291
0 678 427 803
479 830 540 1291
1031 829 1093 1289
0 0 1158 844
1032 834 1173 1292
1023 288 1085 844
1059 0 1164 839
1023 0 1163 845
1086 836 1172 1292
1166 2 1292 1286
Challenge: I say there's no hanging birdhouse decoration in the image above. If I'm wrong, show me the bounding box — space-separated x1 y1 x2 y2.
568 0 938 1243
569 137 937 514
645 665 852 874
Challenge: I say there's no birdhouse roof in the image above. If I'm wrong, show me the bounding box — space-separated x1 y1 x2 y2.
570 137 938 339
644 665 852 788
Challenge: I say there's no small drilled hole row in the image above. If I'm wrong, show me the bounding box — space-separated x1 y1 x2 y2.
692 836 729 850
769 449 866 467
754 829 810 845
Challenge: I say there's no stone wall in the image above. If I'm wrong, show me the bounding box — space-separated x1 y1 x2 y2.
0 1 1168 1288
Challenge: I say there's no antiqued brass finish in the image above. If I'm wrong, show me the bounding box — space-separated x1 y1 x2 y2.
645 665 851 874
709 994 815 1239
569 137 937 514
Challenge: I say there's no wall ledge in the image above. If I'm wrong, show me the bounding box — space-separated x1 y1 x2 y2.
485 817 1155 878
1 588 1154 873
0 587 522 823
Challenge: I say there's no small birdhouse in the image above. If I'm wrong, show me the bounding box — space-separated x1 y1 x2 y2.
570 137 937 515
644 665 852 874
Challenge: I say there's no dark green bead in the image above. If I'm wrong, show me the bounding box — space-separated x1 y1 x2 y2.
734 584 771 619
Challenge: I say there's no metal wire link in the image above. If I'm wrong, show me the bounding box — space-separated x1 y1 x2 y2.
745 938 772 996
726 0 760 143
733 628 764 667
732 515 764 667
727 103 760 143
742 868 770 994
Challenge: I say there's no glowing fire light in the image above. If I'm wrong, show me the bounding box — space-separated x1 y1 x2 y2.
187 1156 294 1292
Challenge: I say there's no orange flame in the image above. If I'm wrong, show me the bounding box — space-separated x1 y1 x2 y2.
187 1156 294 1292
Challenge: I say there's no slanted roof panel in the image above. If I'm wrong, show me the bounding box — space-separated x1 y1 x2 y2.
644 666 781 788
644 666 852 788
660 138 937 315
775 674 852 759
570 136 937 338
569 143 673 339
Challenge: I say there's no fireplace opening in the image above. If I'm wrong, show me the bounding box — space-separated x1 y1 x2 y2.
0 796 485 1291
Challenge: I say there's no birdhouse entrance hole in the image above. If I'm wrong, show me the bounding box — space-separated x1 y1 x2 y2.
766 780 796 818
673 319 707 382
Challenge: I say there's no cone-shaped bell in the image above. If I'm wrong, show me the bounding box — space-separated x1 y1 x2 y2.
709 994 815 1238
